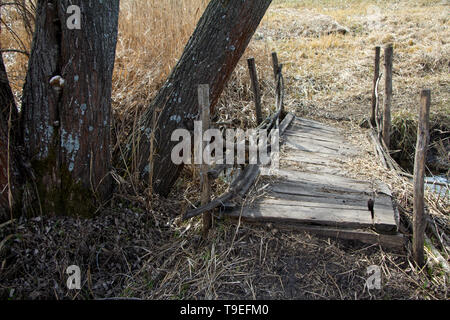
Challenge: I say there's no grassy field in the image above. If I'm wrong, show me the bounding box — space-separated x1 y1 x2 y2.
3 0 448 144
257 0 449 173
0 0 448 300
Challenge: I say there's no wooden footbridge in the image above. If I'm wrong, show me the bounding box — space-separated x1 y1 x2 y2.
184 52 405 251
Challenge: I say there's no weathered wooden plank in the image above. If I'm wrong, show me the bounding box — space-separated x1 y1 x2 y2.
281 157 342 168
279 161 344 175
284 130 347 145
228 218 405 251
271 169 384 194
286 124 342 141
270 183 385 205
271 178 392 203
289 225 406 251
293 118 340 134
286 127 340 148
282 170 392 196
282 149 347 165
284 136 358 156
284 134 357 153
229 201 396 232
267 187 397 233
262 194 396 228
264 192 393 212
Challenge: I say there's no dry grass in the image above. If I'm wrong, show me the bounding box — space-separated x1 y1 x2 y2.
258 0 449 123
2 1 449 123
113 0 449 299
0 0 34 102
112 0 208 114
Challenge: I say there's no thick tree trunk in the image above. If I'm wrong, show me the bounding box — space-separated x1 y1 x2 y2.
132 0 272 196
0 53 21 221
21 0 119 216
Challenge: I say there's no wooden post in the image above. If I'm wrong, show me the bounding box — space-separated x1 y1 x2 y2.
247 58 263 125
276 64 285 118
382 44 393 149
371 46 381 127
413 89 431 267
198 84 212 238
272 52 284 117
271 52 279 82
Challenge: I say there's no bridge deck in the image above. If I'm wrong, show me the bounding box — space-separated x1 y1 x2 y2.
229 116 404 249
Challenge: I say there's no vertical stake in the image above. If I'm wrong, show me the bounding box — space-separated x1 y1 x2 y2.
371 46 381 127
382 44 393 149
271 52 279 82
247 58 263 125
413 89 431 268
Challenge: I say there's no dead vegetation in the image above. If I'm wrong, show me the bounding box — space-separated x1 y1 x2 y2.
0 0 449 300
1 194 447 300
256 8 350 40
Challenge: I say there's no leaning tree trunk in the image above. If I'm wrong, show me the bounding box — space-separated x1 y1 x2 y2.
21 0 120 216
131 0 273 196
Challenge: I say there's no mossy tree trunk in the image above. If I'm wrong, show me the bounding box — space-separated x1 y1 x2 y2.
0 0 120 219
131 0 273 196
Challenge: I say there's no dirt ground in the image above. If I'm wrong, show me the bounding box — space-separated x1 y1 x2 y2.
1 194 448 300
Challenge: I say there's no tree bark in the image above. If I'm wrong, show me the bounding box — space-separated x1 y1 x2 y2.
21 0 119 216
131 0 273 196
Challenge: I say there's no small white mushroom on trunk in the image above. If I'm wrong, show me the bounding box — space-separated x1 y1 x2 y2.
49 75 65 89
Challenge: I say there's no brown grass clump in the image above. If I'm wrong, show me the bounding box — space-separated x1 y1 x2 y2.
259 0 449 124
390 109 449 174
111 0 207 160
112 0 208 105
